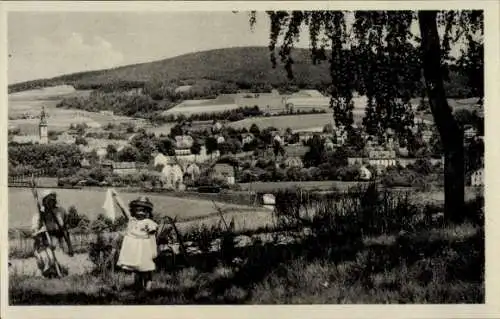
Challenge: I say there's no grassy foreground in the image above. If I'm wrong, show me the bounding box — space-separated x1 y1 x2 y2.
9 223 483 304
9 186 484 304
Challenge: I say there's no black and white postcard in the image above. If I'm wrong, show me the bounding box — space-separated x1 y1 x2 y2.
1 1 499 319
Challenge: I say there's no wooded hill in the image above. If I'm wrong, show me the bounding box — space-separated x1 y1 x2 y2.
9 46 473 98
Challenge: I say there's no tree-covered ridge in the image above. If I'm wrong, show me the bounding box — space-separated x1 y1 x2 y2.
9 46 473 98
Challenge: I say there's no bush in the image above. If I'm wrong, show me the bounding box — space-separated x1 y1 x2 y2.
65 206 91 231
89 214 127 234
357 184 419 235
9 144 83 177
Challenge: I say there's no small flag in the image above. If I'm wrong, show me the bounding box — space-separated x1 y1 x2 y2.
102 188 116 222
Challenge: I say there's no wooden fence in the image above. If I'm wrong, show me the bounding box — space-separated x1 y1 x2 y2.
8 170 58 188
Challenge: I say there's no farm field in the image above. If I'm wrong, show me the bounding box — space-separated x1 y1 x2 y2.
228 112 343 131
227 95 368 131
164 103 240 116
8 85 89 101
8 187 265 229
227 97 481 131
163 94 241 116
8 85 145 134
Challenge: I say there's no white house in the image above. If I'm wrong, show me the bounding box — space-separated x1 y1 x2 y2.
185 163 201 181
471 168 484 186
161 164 184 190
96 147 107 160
273 134 284 145
347 157 364 166
217 135 226 144
212 121 224 133
284 157 304 169
464 125 478 140
57 132 76 144
262 193 276 205
211 164 236 185
242 133 255 145
368 149 397 168
333 127 348 145
359 166 372 180
153 153 171 168
175 135 194 149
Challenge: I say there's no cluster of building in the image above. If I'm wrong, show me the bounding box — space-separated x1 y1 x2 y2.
9 103 484 188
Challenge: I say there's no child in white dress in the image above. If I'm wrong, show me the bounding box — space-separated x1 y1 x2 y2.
111 190 158 290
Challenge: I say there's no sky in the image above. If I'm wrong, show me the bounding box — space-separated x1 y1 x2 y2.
8 11 466 85
8 11 312 84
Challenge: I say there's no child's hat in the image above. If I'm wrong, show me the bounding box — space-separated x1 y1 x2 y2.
129 196 153 211
40 189 56 200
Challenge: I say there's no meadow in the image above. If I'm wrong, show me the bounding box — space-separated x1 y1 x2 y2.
228 112 341 131
8 85 87 101
164 103 241 116
8 187 265 229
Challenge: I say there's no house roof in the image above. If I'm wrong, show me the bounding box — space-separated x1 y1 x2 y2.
175 135 194 149
284 157 303 165
284 145 310 158
213 163 235 176
290 89 325 98
473 168 484 174
242 133 254 139
368 150 396 159
113 162 138 169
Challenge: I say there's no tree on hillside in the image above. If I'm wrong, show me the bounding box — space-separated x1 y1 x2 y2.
303 134 325 167
249 10 483 222
75 136 88 146
205 137 219 156
323 123 334 134
155 137 175 156
106 144 118 161
272 139 285 160
249 123 261 137
130 131 158 163
190 140 202 155
117 146 140 162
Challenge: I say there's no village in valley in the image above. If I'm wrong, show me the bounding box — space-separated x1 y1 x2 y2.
7 87 484 193
6 9 486 306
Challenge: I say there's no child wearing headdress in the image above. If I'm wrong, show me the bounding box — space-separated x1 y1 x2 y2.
110 190 158 290
31 190 73 277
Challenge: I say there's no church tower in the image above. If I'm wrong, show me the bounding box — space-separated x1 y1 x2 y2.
39 106 48 144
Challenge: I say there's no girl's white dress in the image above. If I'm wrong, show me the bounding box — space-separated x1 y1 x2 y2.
117 217 158 272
